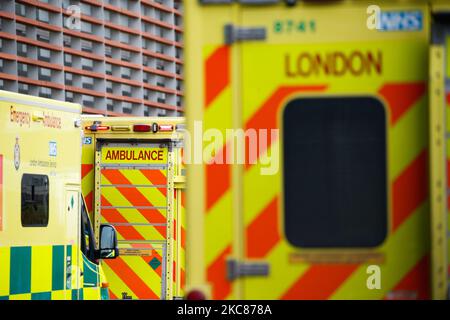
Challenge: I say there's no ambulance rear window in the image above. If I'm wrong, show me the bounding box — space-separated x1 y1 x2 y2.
21 174 49 227
283 97 387 248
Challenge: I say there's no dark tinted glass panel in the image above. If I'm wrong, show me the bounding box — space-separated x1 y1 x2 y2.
283 97 387 248
21 174 49 227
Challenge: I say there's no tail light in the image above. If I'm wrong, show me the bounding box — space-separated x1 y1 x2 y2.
186 289 207 300
133 124 152 132
85 124 110 132
159 124 174 132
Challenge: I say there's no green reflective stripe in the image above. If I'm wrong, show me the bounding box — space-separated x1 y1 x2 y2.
71 289 78 300
101 288 109 300
31 292 51 300
82 255 99 287
71 289 85 301
10 247 31 295
52 245 65 291
0 296 9 300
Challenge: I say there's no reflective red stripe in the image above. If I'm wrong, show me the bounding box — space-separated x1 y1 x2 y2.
206 144 231 211
392 150 428 231
105 257 159 299
81 164 94 179
244 85 328 169
386 254 430 300
378 82 426 125
101 169 167 227
281 264 359 300
84 191 93 215
140 169 168 197
101 196 146 240
108 290 117 299
181 190 186 207
181 226 186 248
246 196 280 258
181 269 186 289
173 260 177 283
207 245 232 300
102 208 165 225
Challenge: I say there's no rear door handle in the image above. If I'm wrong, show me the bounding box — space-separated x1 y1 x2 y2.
227 259 270 281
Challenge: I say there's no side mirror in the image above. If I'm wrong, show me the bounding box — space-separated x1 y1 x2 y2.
98 224 119 259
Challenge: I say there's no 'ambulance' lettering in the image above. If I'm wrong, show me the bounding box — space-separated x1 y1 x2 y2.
103 148 165 163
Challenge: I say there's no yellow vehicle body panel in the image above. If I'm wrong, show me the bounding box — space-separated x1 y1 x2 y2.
0 90 107 300
184 0 446 300
81 116 185 300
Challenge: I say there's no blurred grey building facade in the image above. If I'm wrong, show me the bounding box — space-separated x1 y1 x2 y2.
0 0 183 117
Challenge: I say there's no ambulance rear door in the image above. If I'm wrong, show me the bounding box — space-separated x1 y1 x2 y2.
237 1 430 300
95 141 174 300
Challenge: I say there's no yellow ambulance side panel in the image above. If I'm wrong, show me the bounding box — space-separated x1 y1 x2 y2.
0 90 105 300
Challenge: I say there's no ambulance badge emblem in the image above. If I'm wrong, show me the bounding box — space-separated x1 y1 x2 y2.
14 137 20 171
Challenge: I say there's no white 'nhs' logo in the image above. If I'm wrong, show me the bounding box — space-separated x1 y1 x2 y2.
367 6 423 31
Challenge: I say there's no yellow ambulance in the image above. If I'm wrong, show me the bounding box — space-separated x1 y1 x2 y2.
183 0 449 300
81 116 185 300
0 90 119 300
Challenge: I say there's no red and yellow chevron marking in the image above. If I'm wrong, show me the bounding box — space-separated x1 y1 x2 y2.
98 167 169 300
203 48 430 299
203 45 234 299
173 188 186 296
81 137 95 217
385 254 430 300
181 190 186 292
205 45 230 108
103 244 164 300
82 135 185 299
100 169 168 241
173 144 186 297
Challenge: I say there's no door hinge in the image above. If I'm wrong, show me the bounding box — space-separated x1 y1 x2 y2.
224 24 267 45
227 259 270 281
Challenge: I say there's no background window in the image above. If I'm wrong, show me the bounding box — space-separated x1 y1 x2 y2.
21 174 49 227
39 87 52 98
17 43 28 57
37 9 49 23
81 58 93 71
283 97 387 248
39 67 51 81
18 82 29 94
38 48 51 62
64 53 72 67
36 29 50 43
18 63 28 77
